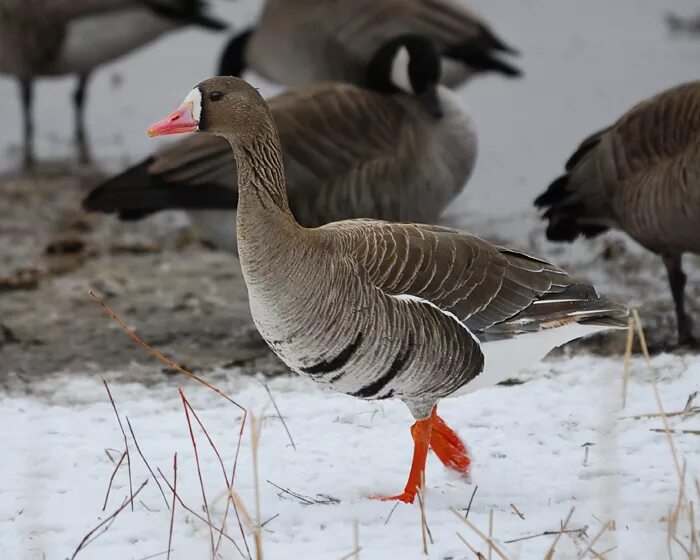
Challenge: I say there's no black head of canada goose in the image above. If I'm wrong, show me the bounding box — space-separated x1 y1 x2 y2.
0 0 225 167
218 0 521 88
535 81 700 348
83 34 477 252
147 77 628 503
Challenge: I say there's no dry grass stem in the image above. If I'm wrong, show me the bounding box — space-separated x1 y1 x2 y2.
464 485 479 519
416 479 429 555
448 507 508 560
158 467 247 558
102 378 134 511
102 450 127 511
126 416 170 510
261 382 296 451
383 502 399 525
543 506 575 560
70 480 148 559
90 291 246 411
488 509 494 560
179 390 216 558
577 521 611 559
250 412 264 560
504 526 588 545
456 532 486 558
166 454 177 560
622 317 634 408
353 519 360 560
510 504 525 520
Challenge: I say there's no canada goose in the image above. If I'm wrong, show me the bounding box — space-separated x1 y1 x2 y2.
535 81 700 347
147 76 628 503
0 0 225 167
219 0 521 87
83 35 477 252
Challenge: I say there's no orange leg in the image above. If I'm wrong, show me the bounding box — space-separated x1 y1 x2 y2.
429 411 471 475
373 415 433 503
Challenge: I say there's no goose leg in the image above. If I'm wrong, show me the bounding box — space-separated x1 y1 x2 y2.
429 411 471 476
19 78 35 169
662 254 695 346
373 414 432 503
73 73 91 163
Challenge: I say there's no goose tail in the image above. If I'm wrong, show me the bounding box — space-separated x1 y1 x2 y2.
534 128 614 241
445 39 522 77
150 0 227 31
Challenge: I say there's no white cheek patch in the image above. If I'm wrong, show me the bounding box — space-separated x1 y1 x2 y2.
390 46 412 93
182 87 202 121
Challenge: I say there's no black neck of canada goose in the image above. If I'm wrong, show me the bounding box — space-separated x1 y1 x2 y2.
366 34 444 119
218 29 253 75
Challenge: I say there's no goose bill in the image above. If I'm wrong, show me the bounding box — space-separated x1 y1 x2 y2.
147 102 199 137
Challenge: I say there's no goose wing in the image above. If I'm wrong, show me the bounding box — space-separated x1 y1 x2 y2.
272 83 428 225
326 220 626 338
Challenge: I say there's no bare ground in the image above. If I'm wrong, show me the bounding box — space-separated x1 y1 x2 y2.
0 166 695 387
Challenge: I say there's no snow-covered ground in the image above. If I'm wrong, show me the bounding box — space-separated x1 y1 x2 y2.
2 353 699 559
2 0 700 558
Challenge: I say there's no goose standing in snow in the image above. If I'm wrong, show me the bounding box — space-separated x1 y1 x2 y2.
220 0 521 87
83 35 477 252
0 0 225 167
535 82 700 347
147 76 628 503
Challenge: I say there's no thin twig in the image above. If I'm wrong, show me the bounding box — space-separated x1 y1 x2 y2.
509 504 525 520
622 317 634 409
384 502 400 526
353 519 360 560
261 382 296 451
102 450 127 511
90 291 246 411
488 509 494 560
126 417 170 510
157 468 247 559
577 521 611 559
250 412 264 560
448 508 508 560
69 480 148 560
456 532 486 559
102 378 133 511
465 485 479 519
504 527 587 544
543 507 575 560
416 478 429 555
650 429 700 435
166 454 177 560
180 390 216 558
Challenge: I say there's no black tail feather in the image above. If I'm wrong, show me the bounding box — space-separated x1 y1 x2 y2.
475 23 520 55
445 40 522 77
535 175 610 242
146 0 227 31
83 158 236 221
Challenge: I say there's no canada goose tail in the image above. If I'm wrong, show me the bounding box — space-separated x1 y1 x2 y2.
218 29 253 75
82 159 235 220
149 0 227 31
445 39 522 77
535 127 614 241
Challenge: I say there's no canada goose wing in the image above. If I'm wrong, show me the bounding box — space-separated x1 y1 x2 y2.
326 220 624 337
273 83 426 224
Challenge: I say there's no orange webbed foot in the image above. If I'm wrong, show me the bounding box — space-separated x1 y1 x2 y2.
430 412 471 476
370 491 416 504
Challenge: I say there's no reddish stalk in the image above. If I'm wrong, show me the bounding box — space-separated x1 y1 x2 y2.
166 453 177 560
102 378 134 510
126 416 170 510
102 450 127 511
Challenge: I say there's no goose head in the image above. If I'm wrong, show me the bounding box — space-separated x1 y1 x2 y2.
366 34 444 119
147 76 272 142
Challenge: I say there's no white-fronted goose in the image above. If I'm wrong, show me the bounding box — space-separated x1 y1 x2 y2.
0 0 225 166
83 35 477 252
147 76 628 503
535 81 700 347
219 0 521 87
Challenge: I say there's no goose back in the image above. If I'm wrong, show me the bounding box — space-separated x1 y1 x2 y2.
537 81 700 256
244 0 519 87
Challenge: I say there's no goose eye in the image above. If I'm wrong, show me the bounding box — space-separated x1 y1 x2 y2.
209 91 223 102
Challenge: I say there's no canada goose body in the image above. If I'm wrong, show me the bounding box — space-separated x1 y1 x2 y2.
535 81 700 346
220 0 521 87
148 77 627 503
0 0 224 165
84 36 477 252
